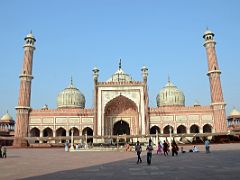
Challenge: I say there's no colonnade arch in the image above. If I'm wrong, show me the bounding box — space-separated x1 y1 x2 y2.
163 125 174 134
69 127 80 136
190 124 200 133
30 127 40 137
203 124 212 133
177 125 187 134
82 127 93 143
43 127 53 137
150 125 160 134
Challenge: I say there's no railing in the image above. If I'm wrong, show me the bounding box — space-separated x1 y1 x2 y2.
1 131 240 141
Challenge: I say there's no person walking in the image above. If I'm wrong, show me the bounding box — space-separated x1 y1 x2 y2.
163 140 169 156
2 146 6 158
157 141 163 155
204 139 210 153
171 139 178 156
146 139 153 165
135 141 142 164
65 141 69 152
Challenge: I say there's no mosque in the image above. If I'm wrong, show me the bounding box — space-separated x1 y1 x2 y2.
13 30 228 147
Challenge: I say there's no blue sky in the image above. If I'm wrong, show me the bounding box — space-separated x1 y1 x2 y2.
0 0 240 119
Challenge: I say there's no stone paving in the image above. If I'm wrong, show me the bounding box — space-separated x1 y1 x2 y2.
0 143 240 180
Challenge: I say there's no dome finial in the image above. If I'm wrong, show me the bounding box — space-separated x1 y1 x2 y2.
168 75 171 83
70 76 73 85
119 59 122 70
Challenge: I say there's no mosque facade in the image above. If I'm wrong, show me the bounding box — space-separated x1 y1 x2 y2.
13 30 228 147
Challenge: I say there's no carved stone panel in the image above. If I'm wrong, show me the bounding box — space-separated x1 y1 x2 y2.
42 118 54 124
30 118 42 124
176 115 187 122
56 118 68 124
162 116 174 122
201 114 213 123
68 118 80 124
82 118 93 123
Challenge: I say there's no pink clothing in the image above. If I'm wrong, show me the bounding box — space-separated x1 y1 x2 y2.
157 143 163 154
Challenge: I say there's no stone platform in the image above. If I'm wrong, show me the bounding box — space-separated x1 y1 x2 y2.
0 143 240 180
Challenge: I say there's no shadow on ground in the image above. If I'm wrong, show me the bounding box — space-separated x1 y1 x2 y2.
21 150 240 180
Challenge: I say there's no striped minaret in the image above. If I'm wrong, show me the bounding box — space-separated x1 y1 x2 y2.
14 32 36 147
203 29 227 132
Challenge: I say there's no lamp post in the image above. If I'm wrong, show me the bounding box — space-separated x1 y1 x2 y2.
70 128 74 151
169 126 172 149
85 133 88 149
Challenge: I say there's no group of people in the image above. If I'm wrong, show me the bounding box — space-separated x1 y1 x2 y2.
0 145 7 158
134 138 211 165
135 139 154 165
156 140 179 156
135 139 179 165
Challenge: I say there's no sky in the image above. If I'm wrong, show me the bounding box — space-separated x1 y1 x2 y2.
0 0 240 119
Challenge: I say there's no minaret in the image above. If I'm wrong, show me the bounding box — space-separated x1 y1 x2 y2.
92 66 99 136
14 32 36 147
141 65 149 134
203 29 227 132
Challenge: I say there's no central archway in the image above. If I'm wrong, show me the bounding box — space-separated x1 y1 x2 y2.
113 120 130 135
104 95 139 136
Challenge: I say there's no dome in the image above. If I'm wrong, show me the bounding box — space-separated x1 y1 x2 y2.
107 68 133 82
203 29 214 38
230 108 240 116
1 112 13 122
25 31 35 40
106 60 134 82
156 80 185 107
57 79 85 109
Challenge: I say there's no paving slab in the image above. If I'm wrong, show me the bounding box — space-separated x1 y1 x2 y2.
0 143 240 180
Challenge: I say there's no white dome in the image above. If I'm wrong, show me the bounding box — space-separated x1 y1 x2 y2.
156 80 185 107
57 80 85 109
1 112 13 122
230 108 240 116
107 60 134 82
107 68 133 82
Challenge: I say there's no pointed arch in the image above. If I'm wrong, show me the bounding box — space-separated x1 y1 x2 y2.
190 124 199 133
30 127 40 137
203 124 212 133
150 125 160 134
56 127 66 137
104 95 139 136
82 127 93 143
69 127 79 136
43 127 53 137
177 125 187 134
104 95 138 116
163 125 174 134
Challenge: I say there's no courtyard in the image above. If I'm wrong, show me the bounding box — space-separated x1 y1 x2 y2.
0 143 240 180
